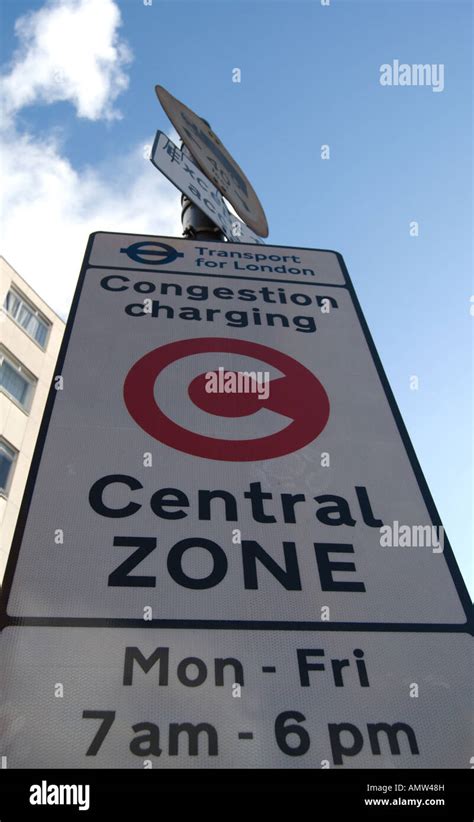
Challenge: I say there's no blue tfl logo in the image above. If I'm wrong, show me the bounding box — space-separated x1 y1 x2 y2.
120 241 184 265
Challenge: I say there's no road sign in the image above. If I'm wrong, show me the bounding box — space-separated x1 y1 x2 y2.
150 131 264 244
155 84 269 237
1 627 472 767
0 232 471 629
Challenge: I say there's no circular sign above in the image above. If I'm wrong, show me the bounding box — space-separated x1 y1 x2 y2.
123 338 329 461
155 84 269 238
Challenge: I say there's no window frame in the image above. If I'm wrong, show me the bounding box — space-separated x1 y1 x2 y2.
0 437 18 498
0 347 37 413
3 287 51 350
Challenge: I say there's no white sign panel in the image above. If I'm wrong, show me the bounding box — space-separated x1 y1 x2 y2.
86 232 344 282
0 234 471 628
150 131 264 245
1 628 471 768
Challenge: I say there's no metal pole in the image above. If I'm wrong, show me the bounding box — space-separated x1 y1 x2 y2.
179 138 226 243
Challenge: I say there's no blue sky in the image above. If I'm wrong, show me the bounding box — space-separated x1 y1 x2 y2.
0 0 472 596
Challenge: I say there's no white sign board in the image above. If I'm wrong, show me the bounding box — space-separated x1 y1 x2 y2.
0 233 470 629
155 85 269 237
1 628 471 768
150 131 264 244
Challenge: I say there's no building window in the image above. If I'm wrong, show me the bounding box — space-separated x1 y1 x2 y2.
0 438 17 496
3 288 50 349
0 349 36 412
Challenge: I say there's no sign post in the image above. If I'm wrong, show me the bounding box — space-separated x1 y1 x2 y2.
155 85 269 237
150 132 264 244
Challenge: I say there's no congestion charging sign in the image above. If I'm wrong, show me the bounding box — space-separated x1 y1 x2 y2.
0 232 472 769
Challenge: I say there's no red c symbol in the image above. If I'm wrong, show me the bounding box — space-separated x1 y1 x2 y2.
123 338 329 461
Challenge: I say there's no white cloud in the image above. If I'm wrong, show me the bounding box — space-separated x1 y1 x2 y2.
0 0 132 123
0 131 182 319
0 0 182 319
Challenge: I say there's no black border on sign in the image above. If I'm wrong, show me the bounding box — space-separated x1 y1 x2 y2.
0 233 472 634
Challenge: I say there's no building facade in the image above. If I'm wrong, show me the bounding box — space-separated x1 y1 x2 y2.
0 257 65 584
